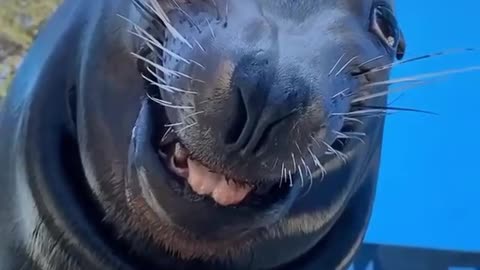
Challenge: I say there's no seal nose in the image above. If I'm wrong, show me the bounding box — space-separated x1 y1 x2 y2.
225 53 297 156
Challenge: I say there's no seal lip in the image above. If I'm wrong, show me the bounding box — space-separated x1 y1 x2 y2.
125 98 300 238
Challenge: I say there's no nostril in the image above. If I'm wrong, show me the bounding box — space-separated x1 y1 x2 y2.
251 117 284 156
225 87 248 145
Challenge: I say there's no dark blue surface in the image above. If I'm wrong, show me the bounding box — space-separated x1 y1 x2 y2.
365 1 480 252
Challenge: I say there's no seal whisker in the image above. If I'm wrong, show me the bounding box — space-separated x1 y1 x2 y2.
119 13 200 70
358 55 385 68
131 0 158 21
311 135 348 163
343 116 364 125
194 40 207 53
291 153 297 173
279 162 285 187
297 165 304 187
143 72 198 95
142 73 170 91
331 109 390 117
205 19 216 39
335 56 359 77
342 131 366 137
300 158 313 194
161 127 174 142
322 140 348 163
360 47 479 76
124 21 191 65
147 0 193 48
146 66 167 84
176 121 199 134
183 111 205 119
307 147 326 180
174 111 205 127
132 52 185 78
355 105 437 115
134 52 206 84
363 65 480 89
288 170 293 187
328 53 346 76
164 122 184 127
155 81 198 95
209 0 221 20
332 87 351 99
147 93 194 109
271 158 279 170
352 81 426 103
225 0 230 26
294 142 303 156
299 166 314 198
333 131 366 144
190 60 207 70
170 0 202 33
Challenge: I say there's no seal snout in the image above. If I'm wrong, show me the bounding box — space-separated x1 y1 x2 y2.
223 52 285 156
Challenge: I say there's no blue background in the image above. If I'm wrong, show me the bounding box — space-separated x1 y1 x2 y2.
365 1 480 251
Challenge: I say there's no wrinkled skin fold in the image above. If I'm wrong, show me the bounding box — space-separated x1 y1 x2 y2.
0 0 403 269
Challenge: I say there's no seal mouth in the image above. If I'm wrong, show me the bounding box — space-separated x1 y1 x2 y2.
153 105 291 207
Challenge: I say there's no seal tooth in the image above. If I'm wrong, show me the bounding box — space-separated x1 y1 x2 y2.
187 158 223 196
211 179 253 206
186 159 253 205
173 143 189 165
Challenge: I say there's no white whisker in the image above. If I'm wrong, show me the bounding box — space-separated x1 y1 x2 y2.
328 53 346 76
322 141 348 163
297 165 304 187
300 158 313 194
288 170 293 187
164 122 184 127
194 40 207 53
358 55 384 68
161 127 173 142
205 18 216 39
307 147 326 179
132 52 182 77
148 0 193 48
146 66 167 84
343 116 364 125
147 93 194 109
352 81 427 103
335 56 359 77
363 65 480 89
118 14 192 65
332 87 351 99
177 121 198 133
272 158 279 170
291 153 297 171
184 111 205 118
279 163 285 188
331 109 389 117
364 48 479 75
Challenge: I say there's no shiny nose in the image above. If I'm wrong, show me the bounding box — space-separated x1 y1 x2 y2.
224 53 298 156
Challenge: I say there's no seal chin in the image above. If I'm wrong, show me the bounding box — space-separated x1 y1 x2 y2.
126 99 300 239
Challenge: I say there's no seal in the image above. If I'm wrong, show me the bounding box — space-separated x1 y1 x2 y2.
0 0 405 269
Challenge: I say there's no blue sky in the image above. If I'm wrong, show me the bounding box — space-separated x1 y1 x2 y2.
365 1 480 251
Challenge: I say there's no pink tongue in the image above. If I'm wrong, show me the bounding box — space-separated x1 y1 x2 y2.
186 159 252 206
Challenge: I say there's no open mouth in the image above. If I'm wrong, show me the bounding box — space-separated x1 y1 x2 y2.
150 102 292 208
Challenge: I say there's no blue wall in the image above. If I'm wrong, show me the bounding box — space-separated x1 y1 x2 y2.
365 0 480 252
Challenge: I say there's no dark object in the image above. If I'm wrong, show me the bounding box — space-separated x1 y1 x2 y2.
351 243 480 270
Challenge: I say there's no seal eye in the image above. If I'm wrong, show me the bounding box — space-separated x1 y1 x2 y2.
371 2 406 60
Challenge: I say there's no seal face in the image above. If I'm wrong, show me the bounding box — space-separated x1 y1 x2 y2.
0 0 405 269
126 0 404 243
